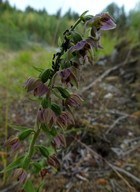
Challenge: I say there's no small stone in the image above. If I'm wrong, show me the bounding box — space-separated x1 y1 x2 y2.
126 166 132 171
120 144 126 150
128 131 133 136
12 113 16 118
104 93 113 99
90 92 96 97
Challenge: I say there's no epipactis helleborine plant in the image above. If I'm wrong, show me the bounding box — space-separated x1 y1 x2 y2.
2 11 116 191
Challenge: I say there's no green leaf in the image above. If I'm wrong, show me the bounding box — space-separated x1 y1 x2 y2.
41 96 48 108
29 97 42 102
39 157 46 167
52 90 64 100
46 145 55 155
31 162 42 174
32 66 44 73
56 86 70 98
51 103 61 116
51 126 57 136
9 124 32 131
71 31 82 44
38 145 49 158
1 156 24 173
24 179 35 192
41 124 53 139
83 15 93 22
70 72 78 88
39 69 52 83
37 181 45 192
80 10 89 19
18 129 33 141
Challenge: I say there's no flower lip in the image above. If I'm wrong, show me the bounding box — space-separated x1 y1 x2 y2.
100 13 116 30
57 68 71 83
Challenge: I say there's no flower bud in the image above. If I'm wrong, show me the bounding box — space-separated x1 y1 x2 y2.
57 134 66 147
12 168 27 184
51 134 66 151
47 155 60 169
57 68 78 88
24 77 42 92
40 168 49 179
65 94 83 107
34 84 48 97
37 108 56 129
5 135 21 152
56 112 75 130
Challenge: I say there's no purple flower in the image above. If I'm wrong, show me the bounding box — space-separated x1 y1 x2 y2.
56 112 75 130
84 12 116 32
5 136 21 153
86 36 103 52
57 67 78 88
65 94 83 107
24 77 42 92
34 83 48 97
51 134 66 150
65 39 98 66
47 155 60 169
66 40 94 61
24 77 48 97
57 68 71 84
40 168 49 179
12 168 27 184
100 13 117 30
37 108 56 129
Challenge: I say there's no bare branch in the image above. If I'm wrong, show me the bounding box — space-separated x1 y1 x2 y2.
82 63 122 93
105 115 128 135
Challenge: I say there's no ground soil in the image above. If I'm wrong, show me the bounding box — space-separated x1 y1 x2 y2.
0 42 140 192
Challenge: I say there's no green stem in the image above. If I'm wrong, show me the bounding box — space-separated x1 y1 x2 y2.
71 18 81 31
52 18 82 74
3 69 10 184
22 127 40 170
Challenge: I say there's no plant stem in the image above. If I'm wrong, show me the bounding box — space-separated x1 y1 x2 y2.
3 63 10 184
22 126 40 170
71 18 81 31
52 18 82 74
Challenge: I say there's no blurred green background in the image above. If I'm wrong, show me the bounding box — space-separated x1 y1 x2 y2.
0 1 140 99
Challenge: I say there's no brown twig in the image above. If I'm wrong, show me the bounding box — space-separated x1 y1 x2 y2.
105 115 128 135
77 140 139 191
82 49 132 93
81 63 122 93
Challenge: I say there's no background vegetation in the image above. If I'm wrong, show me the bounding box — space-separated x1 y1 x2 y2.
0 1 139 50
0 0 139 99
